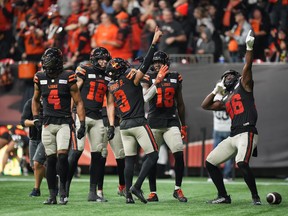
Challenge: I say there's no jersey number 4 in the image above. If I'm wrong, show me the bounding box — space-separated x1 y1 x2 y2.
48 89 61 110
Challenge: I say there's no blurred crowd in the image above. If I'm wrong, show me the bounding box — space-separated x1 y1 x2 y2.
0 0 288 68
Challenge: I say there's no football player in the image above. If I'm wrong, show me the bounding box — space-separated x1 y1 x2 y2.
201 30 261 205
32 47 86 205
102 97 126 197
141 51 188 202
67 47 114 202
105 27 164 204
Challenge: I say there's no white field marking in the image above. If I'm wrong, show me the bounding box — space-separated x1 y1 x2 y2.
0 177 288 186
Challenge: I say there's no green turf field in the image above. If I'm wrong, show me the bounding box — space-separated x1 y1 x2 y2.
0 175 287 216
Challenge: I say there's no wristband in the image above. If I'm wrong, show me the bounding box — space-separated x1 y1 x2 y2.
33 115 39 120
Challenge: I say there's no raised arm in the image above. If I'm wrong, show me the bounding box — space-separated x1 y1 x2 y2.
241 30 255 92
134 26 163 85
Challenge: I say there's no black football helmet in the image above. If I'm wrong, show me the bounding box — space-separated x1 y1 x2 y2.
90 47 112 70
105 58 130 80
152 51 170 66
41 47 63 78
221 69 241 91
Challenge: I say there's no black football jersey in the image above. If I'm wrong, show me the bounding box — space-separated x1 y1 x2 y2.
222 80 258 135
34 70 76 121
108 68 145 120
142 70 183 119
76 63 110 119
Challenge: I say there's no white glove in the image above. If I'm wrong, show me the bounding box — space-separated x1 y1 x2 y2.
212 79 226 95
246 30 255 51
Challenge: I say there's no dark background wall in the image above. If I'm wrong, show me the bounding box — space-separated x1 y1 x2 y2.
174 63 288 168
1 63 288 170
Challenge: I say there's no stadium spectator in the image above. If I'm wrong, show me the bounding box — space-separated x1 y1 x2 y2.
249 7 270 62
269 27 288 62
91 13 119 58
195 27 215 55
158 8 187 54
101 0 114 14
113 11 133 61
69 15 91 68
0 0 13 60
225 10 251 62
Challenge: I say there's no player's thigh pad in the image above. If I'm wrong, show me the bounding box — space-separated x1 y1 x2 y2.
42 124 57 156
56 124 71 151
109 126 124 159
129 125 157 155
234 132 258 163
88 118 106 152
151 128 165 148
163 126 184 153
206 136 236 166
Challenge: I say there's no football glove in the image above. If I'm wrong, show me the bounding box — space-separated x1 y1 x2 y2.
77 121 86 140
155 65 169 84
107 126 115 141
33 115 42 131
181 125 188 142
246 30 255 51
212 79 226 95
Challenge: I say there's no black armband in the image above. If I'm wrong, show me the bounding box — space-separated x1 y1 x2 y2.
139 44 157 74
80 120 85 127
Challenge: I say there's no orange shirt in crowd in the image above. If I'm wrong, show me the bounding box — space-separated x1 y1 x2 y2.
228 25 241 52
20 28 45 55
91 23 119 57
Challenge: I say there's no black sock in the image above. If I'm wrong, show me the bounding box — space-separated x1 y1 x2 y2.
97 156 106 191
116 158 125 186
57 153 69 196
173 151 184 187
206 160 228 197
125 156 136 195
134 151 158 189
46 154 57 191
148 163 157 192
90 152 101 186
237 162 259 197
67 150 82 184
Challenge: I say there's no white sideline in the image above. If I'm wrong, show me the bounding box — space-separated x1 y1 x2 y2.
0 177 288 186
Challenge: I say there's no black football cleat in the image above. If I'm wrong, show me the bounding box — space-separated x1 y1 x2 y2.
147 193 159 202
126 193 135 204
88 191 99 202
252 195 261 205
173 189 188 202
207 195 231 204
43 197 57 205
59 196 68 205
29 188 40 197
130 186 147 204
